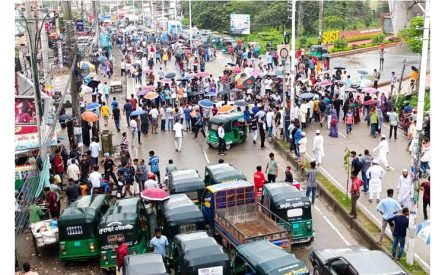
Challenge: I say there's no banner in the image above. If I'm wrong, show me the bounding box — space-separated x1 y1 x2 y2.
76 20 84 32
15 125 39 151
230 14 250 35
15 97 37 125
99 33 111 48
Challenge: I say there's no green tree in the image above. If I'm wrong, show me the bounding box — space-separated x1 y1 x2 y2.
334 39 348 49
371 33 385 44
399 16 424 53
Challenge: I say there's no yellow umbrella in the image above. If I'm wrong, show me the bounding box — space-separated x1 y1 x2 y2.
218 105 234 114
81 111 99 123
144 92 159 100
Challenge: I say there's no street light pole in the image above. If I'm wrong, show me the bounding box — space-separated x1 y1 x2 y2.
406 0 430 266
290 0 296 119
318 0 323 45
189 0 192 49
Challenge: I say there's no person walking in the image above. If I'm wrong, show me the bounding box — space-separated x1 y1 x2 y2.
397 169 413 208
258 117 267 149
173 119 184 152
298 132 308 159
123 99 133 127
390 72 399 95
369 107 379 137
150 228 170 271
367 159 386 203
420 176 430 220
312 130 325 166
373 135 390 170
293 124 302 158
193 111 206 139
250 113 258 144
387 108 399 141
89 138 100 167
44 186 60 219
112 105 121 132
149 106 159 134
101 102 110 127
217 123 226 155
116 239 129 275
376 188 402 244
265 153 278 183
359 150 373 192
148 151 161 184
373 69 380 89
345 109 354 136
305 161 318 205
254 166 266 198
350 151 362 177
349 173 363 219
379 48 384 71
387 207 409 260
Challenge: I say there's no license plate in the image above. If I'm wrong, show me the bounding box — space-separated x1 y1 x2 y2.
74 241 81 247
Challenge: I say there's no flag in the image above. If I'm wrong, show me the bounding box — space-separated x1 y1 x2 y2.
243 76 256 89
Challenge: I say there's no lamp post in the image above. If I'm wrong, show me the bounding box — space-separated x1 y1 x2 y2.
290 0 296 118
189 0 192 49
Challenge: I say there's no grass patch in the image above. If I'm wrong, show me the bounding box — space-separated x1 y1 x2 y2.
275 140 429 275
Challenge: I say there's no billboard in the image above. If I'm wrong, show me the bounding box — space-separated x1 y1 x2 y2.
230 14 250 35
15 125 39 151
15 97 37 125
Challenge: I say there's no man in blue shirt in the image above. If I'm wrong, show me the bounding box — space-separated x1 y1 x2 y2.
376 189 402 244
103 81 110 104
387 207 409 260
293 124 302 158
183 107 192 132
252 103 260 116
111 97 119 109
149 228 169 271
148 150 161 184
123 99 133 127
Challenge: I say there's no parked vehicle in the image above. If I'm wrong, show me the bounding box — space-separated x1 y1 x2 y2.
309 245 407 275
207 113 248 150
202 180 292 254
208 34 223 49
59 195 110 261
172 231 230 275
98 198 149 272
222 37 237 54
122 253 169 275
167 169 205 205
248 42 261 58
309 45 328 59
262 183 314 244
204 163 247 186
233 240 309 275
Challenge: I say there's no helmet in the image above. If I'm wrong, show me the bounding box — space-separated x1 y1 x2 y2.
412 108 417 114
148 172 156 180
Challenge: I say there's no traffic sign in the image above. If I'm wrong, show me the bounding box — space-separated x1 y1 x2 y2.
277 45 289 59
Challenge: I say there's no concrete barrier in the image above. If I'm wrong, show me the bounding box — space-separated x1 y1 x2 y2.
331 42 402 57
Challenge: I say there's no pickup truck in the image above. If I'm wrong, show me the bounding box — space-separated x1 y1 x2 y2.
309 245 407 275
201 180 292 251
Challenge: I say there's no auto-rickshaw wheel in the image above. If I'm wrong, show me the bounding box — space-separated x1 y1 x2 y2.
208 143 216 149
225 144 231 150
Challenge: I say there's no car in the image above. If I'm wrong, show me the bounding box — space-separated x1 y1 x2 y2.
309 245 407 275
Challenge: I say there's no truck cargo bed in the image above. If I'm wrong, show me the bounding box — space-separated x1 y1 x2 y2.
233 213 284 237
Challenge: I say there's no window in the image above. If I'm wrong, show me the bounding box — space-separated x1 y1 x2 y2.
287 208 303 218
330 259 355 275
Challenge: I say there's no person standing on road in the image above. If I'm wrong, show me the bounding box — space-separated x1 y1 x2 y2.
367 159 386 204
373 69 380 89
150 228 170 271
89 138 100 167
193 111 206 139
102 82 110 104
397 169 413 208
217 123 226 155
369 107 379 137
258 117 267 149
116 239 128 275
101 152 118 187
284 166 294 184
265 153 278 183
387 207 409 260
123 99 133 127
379 49 384 71
250 113 258 144
376 188 402 244
305 161 318 205
390 72 399 95
312 130 325 166
112 105 121 132
254 166 266 197
44 186 60 219
350 173 363 219
359 150 373 192
293 124 302 158
101 102 110 127
350 151 362 177
149 106 159 134
298 132 308 159
148 151 161 184
373 135 390 170
420 176 430 220
173 119 184 152
387 108 398 141
17 262 39 275
66 178 80 206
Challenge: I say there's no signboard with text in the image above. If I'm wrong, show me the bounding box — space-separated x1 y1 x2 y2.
15 97 37 125
322 28 383 44
230 14 250 35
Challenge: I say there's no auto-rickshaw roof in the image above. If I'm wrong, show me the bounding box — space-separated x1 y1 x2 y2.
206 163 247 183
236 240 307 275
123 254 168 275
208 180 253 192
162 194 204 225
98 197 141 228
171 169 205 193
174 232 229 268
264 183 310 209
311 45 328 50
59 195 107 222
209 113 244 125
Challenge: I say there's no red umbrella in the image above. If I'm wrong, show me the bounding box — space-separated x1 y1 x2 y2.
363 87 378 94
141 188 169 201
319 80 331 87
143 85 156 93
363 99 378 106
195 71 210 78
233 66 241 74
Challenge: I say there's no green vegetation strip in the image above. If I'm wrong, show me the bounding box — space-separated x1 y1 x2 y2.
275 140 428 275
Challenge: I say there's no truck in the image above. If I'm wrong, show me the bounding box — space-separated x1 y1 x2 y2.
201 180 292 256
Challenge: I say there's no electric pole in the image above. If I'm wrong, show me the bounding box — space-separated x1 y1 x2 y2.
396 59 406 101
290 0 296 118
39 11 50 82
318 0 323 45
62 1 81 122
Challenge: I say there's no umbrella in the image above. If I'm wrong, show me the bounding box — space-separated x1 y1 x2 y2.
274 69 284 76
234 100 248 107
141 188 169 201
333 65 346 70
357 69 369 75
144 92 159 100
363 99 378 106
81 84 93 94
79 61 95 71
299 93 315 100
86 102 100 110
218 90 232 96
144 85 156 92
195 71 210 78
59 114 72 121
319 80 331 87
266 72 276 77
351 83 360 89
97 55 108 63
218 105 234 114
81 111 99 123
165 72 176 79
233 66 241 74
363 87 378 94
345 87 356 93
137 89 148 97
417 221 430 245
251 70 262 78
130 109 146 116
142 68 153 73
49 32 59 39
366 74 378 82
198 99 213 108
162 78 172 84
177 77 190 82
230 88 243 93
227 62 236 66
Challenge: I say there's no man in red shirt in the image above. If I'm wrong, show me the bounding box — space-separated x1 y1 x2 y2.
254 166 266 198
53 149 65 190
44 187 60 219
349 173 363 219
116 239 129 275
420 176 430 220
211 104 218 117
129 94 138 111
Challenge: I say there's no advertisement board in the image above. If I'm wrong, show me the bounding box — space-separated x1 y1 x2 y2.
15 125 39 151
230 14 250 35
15 97 37 125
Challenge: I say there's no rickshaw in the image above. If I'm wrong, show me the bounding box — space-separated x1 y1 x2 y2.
59 195 110 261
262 183 314 244
160 194 206 254
222 37 236 54
122 253 169 275
172 231 231 275
309 45 328 59
207 113 248 150
167 169 205 205
98 197 149 272
208 35 223 49
248 42 261 58
204 163 247 186
233 240 309 275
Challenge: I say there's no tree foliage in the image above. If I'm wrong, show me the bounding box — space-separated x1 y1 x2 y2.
399 16 424 53
371 33 385 44
334 39 348 49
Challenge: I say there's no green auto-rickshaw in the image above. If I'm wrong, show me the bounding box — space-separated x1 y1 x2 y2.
207 113 248 150
222 37 236 54
98 197 149 272
167 169 205 205
160 194 206 254
59 195 110 261
309 45 328 59
204 163 247 186
172 231 231 275
233 240 309 275
248 42 261 58
208 35 223 49
262 183 314 244
122 253 169 275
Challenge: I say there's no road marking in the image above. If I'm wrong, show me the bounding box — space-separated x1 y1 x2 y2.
202 149 210 164
314 204 351 246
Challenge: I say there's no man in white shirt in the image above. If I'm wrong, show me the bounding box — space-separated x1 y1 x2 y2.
217 123 226 155
89 138 101 166
298 132 308 156
66 159 80 183
144 173 159 190
397 169 412 208
263 76 273 96
173 119 184 152
265 109 274 138
88 165 102 192
130 117 138 147
366 159 386 203
149 107 159 134
312 129 325 166
373 135 390 170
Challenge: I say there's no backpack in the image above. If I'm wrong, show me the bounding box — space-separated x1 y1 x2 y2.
330 117 337 126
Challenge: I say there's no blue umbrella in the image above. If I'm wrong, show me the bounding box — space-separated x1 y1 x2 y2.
86 102 100 110
130 109 146 116
357 69 369 75
417 221 430 245
299 93 315 100
198 99 213 108
234 100 248 107
97 55 108 63
80 62 90 70
333 65 346 70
